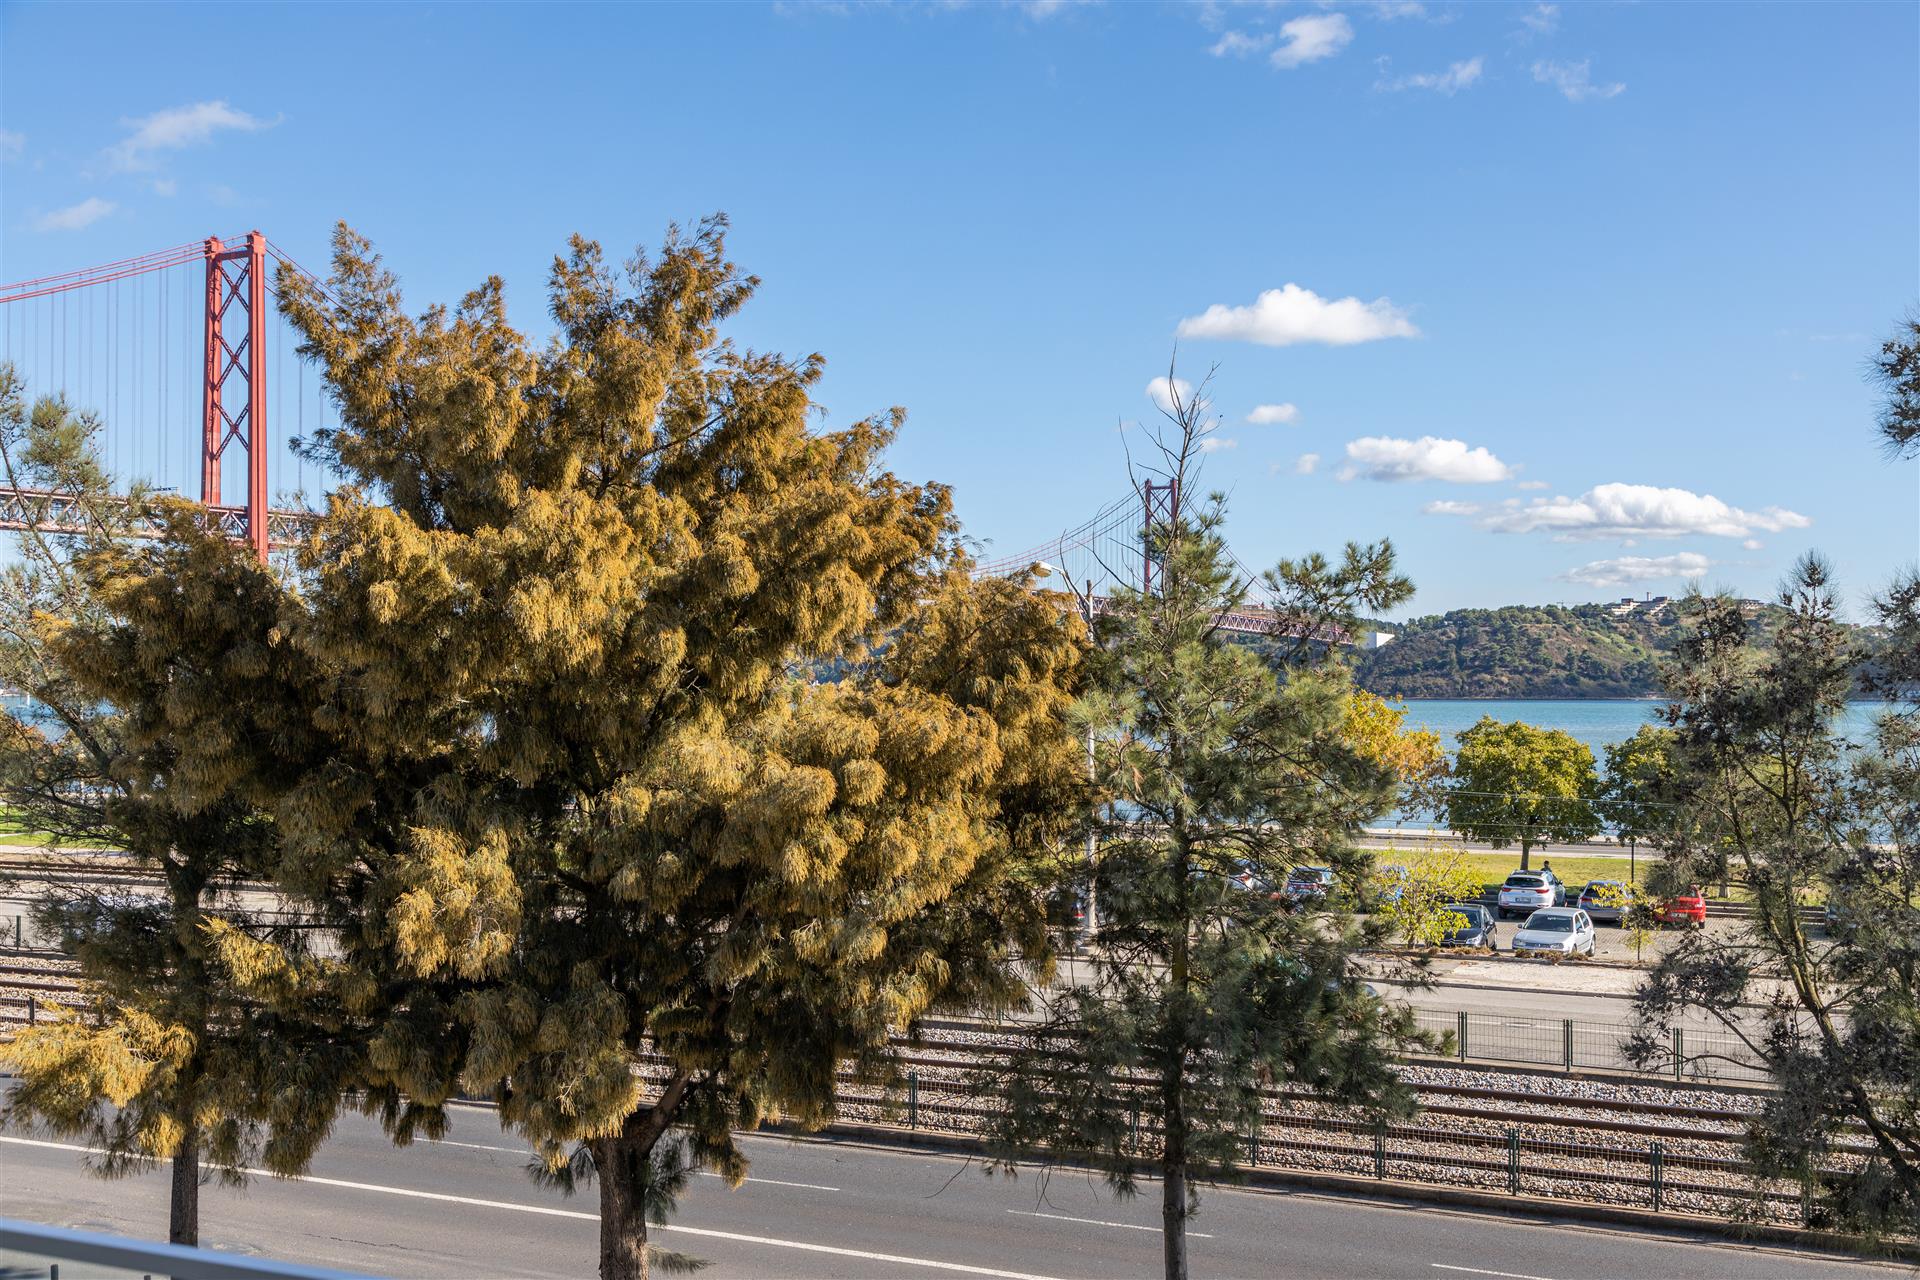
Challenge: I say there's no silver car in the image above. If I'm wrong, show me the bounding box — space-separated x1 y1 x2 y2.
1512 907 1597 957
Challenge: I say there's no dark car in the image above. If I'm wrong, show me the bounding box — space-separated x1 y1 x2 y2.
1577 879 1632 925
1279 866 1337 904
1437 902 1498 950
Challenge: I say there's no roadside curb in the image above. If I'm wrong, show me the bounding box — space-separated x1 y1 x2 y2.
766 1117 1918 1267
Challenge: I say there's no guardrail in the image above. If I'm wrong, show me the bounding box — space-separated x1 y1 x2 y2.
0 1217 374 1279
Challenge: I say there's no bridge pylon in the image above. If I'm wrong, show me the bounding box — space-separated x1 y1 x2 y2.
202 231 270 561
1141 478 1178 595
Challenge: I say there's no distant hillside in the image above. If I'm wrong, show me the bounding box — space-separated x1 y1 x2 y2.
1352 601 1759 699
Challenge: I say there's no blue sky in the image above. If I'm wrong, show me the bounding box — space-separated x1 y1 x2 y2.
2 0 1915 618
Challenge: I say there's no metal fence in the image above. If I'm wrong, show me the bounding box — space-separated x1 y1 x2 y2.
0 975 1776 1085
798 1051 1815 1229
1404 1005 1774 1084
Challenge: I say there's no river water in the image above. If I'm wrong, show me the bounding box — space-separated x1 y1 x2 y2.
1 694 1897 763
1393 698 1892 759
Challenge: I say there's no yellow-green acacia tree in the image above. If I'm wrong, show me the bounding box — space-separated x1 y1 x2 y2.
0 368 357 1246
238 218 1087 1278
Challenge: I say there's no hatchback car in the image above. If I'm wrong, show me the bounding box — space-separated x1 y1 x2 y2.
1513 907 1597 957
1496 872 1557 919
1437 902 1498 950
1659 888 1707 928
1577 880 1633 924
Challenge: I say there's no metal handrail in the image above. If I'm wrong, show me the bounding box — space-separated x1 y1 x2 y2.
0 1217 374 1280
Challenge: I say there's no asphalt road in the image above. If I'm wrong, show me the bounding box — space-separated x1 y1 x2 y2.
2 1102 1908 1280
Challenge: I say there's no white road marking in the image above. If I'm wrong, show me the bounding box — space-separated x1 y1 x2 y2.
692 1171 842 1193
0 1135 1046 1279
1008 1208 1213 1238
424 1137 839 1191
1432 1264 1559 1280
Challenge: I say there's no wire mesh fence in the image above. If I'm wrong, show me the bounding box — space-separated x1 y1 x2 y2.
1403 1005 1775 1083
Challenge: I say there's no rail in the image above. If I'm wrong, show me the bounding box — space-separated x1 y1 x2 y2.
0 1217 373 1279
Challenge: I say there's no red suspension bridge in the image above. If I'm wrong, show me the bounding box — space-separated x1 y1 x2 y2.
1 230 333 559
0 232 1323 638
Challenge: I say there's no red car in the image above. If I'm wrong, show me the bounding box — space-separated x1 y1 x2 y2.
1659 888 1708 928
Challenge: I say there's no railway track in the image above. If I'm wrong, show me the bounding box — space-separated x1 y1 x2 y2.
0 966 1778 1134
3 960 1837 1225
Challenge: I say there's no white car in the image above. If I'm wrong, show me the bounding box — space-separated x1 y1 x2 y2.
1512 907 1597 957
1496 872 1558 920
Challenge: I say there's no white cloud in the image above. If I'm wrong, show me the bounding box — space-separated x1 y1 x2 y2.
1518 3 1558 35
1532 59 1624 102
1370 1 1428 18
34 197 116 232
152 177 178 197
1742 538 1764 551
1561 552 1713 589
1246 402 1300 425
1198 437 1238 453
1514 479 1550 491
1146 376 1195 414
1210 30 1271 57
0 129 22 160
1342 436 1514 484
1015 0 1097 18
1294 452 1322 476
108 100 275 171
1271 13 1353 69
1423 499 1482 516
1177 283 1418 347
1482 483 1811 542
1378 56 1483 95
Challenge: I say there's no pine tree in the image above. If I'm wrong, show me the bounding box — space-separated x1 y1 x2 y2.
244 219 1086 1278
0 367 357 1246
981 374 1435 1280
1628 563 1919 1237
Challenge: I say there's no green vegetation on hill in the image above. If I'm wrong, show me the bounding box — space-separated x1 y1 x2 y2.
1351 600 1898 701
1354 603 1702 699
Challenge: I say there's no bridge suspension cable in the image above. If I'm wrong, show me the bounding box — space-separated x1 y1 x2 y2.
1 230 340 559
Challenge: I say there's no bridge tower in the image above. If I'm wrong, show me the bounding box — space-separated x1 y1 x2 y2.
1141 478 1178 595
201 232 270 562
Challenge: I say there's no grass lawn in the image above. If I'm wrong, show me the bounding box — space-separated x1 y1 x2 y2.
0 807 119 850
1363 848 1662 893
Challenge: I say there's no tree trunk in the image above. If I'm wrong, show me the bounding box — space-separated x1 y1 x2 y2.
1518 834 1532 871
591 1069 693 1280
1160 1147 1188 1280
594 1135 653 1280
168 1124 200 1247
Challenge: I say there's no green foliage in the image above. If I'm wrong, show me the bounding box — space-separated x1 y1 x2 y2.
980 374 1435 1280
1627 563 1920 1239
1370 847 1489 947
1443 718 1601 867
1871 315 1920 459
1599 724 1677 847
0 368 360 1246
